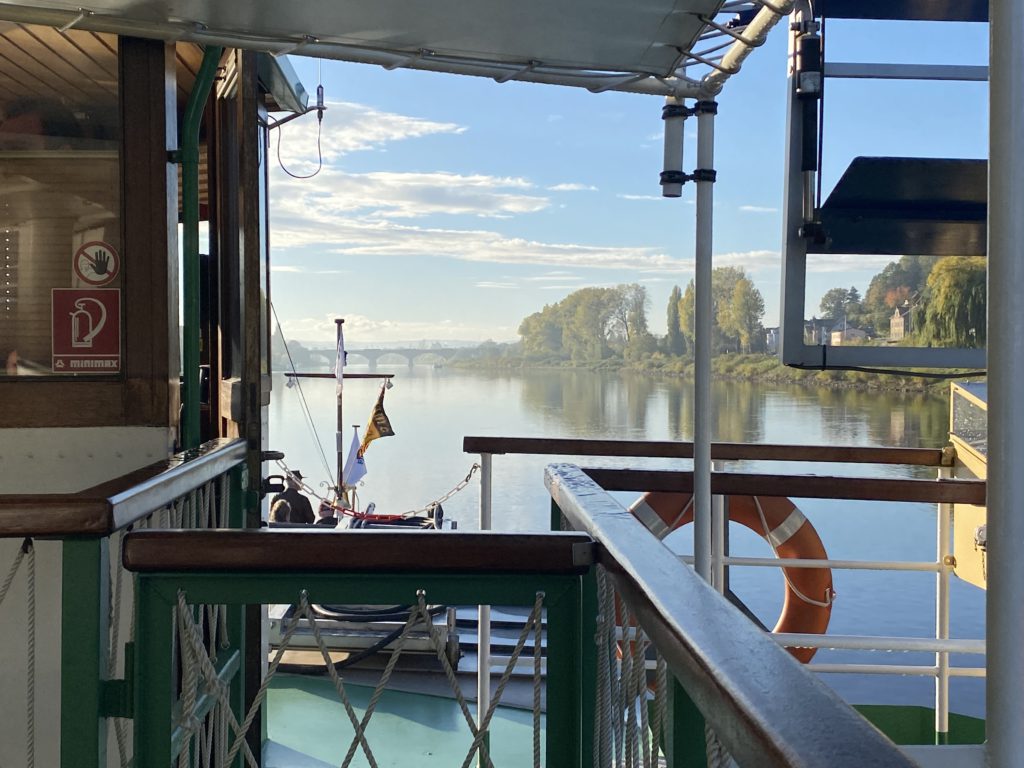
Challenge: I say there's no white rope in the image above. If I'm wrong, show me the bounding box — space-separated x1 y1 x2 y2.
0 537 28 608
752 497 833 609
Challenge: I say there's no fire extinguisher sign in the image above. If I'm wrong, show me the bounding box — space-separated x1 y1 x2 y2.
51 289 121 373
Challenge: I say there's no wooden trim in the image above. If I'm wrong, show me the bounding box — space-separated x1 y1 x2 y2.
580 467 986 504
122 529 594 574
462 436 946 466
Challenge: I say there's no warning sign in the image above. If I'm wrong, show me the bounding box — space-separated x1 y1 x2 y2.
51 289 120 373
73 241 120 287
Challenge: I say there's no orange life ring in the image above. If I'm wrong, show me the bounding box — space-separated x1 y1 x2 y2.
628 492 834 663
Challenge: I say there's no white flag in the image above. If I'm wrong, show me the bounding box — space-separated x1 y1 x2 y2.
334 325 346 388
341 425 367 486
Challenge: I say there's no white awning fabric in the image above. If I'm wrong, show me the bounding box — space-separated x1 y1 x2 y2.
0 0 789 96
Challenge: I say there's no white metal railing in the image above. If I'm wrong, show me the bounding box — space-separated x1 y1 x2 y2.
472 445 984 741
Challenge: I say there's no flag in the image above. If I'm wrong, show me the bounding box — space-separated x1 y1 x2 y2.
358 384 396 456
342 425 367 486
334 325 346 389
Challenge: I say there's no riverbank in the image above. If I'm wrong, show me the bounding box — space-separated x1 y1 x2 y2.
453 353 973 393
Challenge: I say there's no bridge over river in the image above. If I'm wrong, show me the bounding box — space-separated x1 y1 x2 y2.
308 347 461 369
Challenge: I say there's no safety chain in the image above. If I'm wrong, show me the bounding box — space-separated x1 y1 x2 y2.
274 460 480 519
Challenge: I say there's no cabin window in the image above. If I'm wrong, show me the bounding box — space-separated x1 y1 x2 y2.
0 24 120 377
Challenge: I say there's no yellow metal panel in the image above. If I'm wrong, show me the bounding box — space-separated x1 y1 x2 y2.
952 503 987 589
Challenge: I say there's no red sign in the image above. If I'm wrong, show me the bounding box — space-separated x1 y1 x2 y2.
73 241 120 286
51 289 120 373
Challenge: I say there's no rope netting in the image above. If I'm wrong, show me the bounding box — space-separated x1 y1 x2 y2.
0 538 36 768
105 474 233 768
594 566 732 768
173 589 546 768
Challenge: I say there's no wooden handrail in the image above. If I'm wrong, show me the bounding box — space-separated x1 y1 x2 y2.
583 468 985 505
122 529 594 574
544 463 917 768
0 438 247 538
463 436 949 466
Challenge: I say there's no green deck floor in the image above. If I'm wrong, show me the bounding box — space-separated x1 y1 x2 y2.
265 673 545 767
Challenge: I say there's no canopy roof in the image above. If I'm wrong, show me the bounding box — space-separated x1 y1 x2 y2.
0 0 789 97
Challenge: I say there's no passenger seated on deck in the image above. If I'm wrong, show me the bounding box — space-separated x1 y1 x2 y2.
315 500 339 527
269 499 292 523
271 471 315 524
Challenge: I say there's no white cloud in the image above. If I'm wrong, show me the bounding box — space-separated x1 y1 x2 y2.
739 205 778 213
548 183 598 192
271 265 304 273
477 281 517 289
524 272 583 282
807 253 894 273
273 167 547 220
274 100 464 172
617 194 665 201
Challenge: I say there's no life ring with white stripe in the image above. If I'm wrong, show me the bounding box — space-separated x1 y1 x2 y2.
628 492 834 663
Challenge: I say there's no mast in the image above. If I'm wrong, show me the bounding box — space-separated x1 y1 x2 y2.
335 318 345 498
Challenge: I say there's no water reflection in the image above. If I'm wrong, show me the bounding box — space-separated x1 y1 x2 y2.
516 370 947 448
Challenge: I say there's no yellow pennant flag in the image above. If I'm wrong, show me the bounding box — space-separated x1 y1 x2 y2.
358 385 395 457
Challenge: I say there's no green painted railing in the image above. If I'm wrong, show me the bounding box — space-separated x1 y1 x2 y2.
0 437 249 768
123 530 590 768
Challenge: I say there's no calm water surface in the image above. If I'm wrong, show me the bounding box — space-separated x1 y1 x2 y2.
269 366 985 719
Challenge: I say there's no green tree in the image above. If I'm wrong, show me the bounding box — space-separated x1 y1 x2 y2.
819 287 851 320
665 285 685 355
917 256 986 347
678 267 762 354
725 277 766 353
863 255 932 333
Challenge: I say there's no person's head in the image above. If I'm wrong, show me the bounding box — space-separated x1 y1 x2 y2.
270 499 292 523
0 98 82 150
286 470 304 490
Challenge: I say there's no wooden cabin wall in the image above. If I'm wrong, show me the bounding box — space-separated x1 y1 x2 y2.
0 36 178 494
0 34 176 768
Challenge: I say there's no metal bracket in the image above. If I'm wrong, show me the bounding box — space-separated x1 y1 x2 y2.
100 642 134 718
572 541 596 567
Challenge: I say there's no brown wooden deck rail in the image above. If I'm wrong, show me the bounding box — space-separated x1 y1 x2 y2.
544 463 918 768
584 468 985 505
463 436 981 505
0 438 247 538
123 529 593 574
464 436 950 466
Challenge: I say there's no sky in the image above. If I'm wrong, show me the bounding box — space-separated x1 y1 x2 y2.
267 18 989 346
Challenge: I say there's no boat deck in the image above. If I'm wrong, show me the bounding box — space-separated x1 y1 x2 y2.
265 674 543 767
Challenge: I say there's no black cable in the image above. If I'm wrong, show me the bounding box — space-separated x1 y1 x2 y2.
789 362 987 379
276 115 323 179
277 604 450 674
816 0 826 210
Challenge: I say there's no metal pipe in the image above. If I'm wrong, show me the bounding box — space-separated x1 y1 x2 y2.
808 664 986 678
334 319 345 493
936 468 953 740
477 452 493 753
692 103 716 583
987 0 1023 762
711 460 726 591
773 633 985 654
717 556 943 572
701 0 796 95
180 45 223 450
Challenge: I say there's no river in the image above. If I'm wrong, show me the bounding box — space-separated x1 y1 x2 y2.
268 365 985 719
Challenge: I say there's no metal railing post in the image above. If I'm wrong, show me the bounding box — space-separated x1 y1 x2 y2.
665 678 708 768
935 466 953 743
60 537 109 768
545 582 583 768
477 452 493 766
132 576 175 768
692 100 717 584
711 460 726 592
